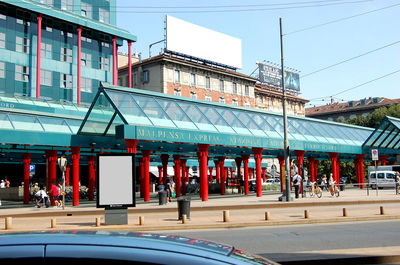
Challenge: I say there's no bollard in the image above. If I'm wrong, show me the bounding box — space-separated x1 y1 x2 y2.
95 217 101 227
343 208 348 217
380 206 385 215
5 217 12 230
182 214 187 224
51 218 56 228
304 210 309 219
265 212 270 221
139 216 144 226
223 210 230 223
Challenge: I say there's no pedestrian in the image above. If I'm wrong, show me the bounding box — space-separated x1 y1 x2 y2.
0 180 5 188
292 173 302 199
4 177 10 188
166 180 172 202
322 174 328 190
58 183 65 207
48 181 61 207
35 184 49 208
395 172 400 194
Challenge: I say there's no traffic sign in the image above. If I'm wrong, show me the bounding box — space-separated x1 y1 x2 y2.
29 165 35 174
371 149 379 161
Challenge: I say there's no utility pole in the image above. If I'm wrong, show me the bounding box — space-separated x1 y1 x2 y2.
279 18 292 202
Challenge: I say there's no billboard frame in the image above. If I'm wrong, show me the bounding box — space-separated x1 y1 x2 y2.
96 153 136 209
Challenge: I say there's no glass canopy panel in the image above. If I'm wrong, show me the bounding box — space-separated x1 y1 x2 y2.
333 126 358 145
288 119 317 142
0 114 14 130
129 94 176 128
79 93 117 135
39 117 72 133
311 122 340 144
156 99 198 130
9 114 43 131
304 121 331 143
197 105 235 134
177 102 218 132
252 114 282 138
66 120 82 134
215 108 253 135
235 112 268 137
106 91 152 126
105 114 125 136
364 120 389 146
380 127 399 148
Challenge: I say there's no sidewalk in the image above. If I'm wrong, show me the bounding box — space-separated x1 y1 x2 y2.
1 188 400 233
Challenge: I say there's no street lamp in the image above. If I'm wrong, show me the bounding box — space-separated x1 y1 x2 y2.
57 156 67 210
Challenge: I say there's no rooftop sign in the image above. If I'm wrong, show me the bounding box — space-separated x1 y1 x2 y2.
258 62 300 91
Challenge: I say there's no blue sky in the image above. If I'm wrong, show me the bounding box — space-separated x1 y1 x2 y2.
116 0 400 107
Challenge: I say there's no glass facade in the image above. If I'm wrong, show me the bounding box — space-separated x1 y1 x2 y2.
0 1 118 104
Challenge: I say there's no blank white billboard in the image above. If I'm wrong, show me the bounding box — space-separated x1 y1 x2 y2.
97 155 135 208
166 15 242 69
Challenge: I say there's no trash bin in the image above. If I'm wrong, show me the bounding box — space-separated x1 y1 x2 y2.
158 190 167 205
177 197 191 220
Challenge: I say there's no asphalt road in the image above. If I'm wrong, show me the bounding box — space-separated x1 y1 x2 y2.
159 220 400 263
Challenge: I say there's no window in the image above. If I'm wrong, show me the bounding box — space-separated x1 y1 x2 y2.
190 91 197 99
16 36 30 53
245 101 250 108
245 85 249 96
15 65 29 82
219 97 225 104
118 78 122 86
0 62 5 78
99 57 110 71
81 52 92 67
206 76 210 89
81 36 92 43
174 88 181 96
40 0 53 6
133 73 137 86
61 30 73 38
45 26 52 32
205 95 211 102
16 19 30 26
0 32 5 49
190 73 196 86
60 73 72 89
174 69 180 83
232 99 238 106
99 8 110 24
0 14 6 20
61 47 72 63
233 82 237 94
81 77 92 92
101 41 110 48
219 79 224 92
61 0 73 11
81 2 92 18
41 43 52 59
141 70 149 83
40 70 52 86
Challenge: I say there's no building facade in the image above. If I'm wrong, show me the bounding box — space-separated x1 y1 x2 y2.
0 0 136 105
306 97 400 122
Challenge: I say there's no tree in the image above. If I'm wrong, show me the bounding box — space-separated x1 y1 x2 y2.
347 104 400 128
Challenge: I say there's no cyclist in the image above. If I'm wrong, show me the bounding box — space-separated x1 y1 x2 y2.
396 172 400 194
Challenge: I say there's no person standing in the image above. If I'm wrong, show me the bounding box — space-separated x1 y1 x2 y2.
292 173 302 199
48 182 60 207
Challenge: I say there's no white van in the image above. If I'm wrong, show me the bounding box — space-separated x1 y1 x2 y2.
368 171 397 189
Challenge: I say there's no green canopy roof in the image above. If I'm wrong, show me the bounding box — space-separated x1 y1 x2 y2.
363 116 400 153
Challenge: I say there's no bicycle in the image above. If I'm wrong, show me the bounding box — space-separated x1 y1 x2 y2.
328 181 340 197
308 182 322 198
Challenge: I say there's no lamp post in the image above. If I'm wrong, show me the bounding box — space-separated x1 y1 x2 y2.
57 156 67 210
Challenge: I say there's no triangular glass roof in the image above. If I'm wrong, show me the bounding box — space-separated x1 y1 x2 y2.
363 116 400 150
78 84 374 153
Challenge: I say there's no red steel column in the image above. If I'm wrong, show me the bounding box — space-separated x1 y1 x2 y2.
209 167 213 183
308 157 315 182
125 139 138 154
329 152 339 184
337 159 341 184
314 160 319 181
214 160 220 185
142 150 151 202
218 157 226 195
173 155 181 198
128 40 132 88
262 167 266 183
295 150 305 194
356 154 365 189
181 159 187 195
139 158 144 198
380 155 388 166
158 166 162 185
197 144 209 201
278 156 284 192
23 153 31 204
71 147 80 206
36 14 42 99
113 36 117 85
242 154 250 195
77 26 82 104
235 157 242 180
88 156 95 201
46 150 58 206
161 154 169 185
253 147 263 197
65 163 70 186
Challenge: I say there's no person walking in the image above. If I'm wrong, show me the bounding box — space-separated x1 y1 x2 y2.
292 173 302 199
48 182 61 207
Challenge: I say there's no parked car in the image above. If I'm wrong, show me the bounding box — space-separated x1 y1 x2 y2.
369 171 396 189
0 231 278 264
265 178 280 185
